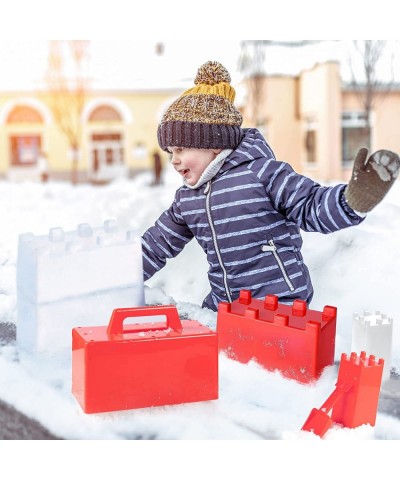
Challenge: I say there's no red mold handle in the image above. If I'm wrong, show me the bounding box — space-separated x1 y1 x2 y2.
107 305 183 337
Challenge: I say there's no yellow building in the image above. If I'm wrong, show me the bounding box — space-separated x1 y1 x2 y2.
1 61 399 183
0 87 181 182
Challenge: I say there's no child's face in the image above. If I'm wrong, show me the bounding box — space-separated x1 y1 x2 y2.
168 147 222 186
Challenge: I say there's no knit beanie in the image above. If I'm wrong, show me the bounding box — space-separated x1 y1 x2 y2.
157 61 243 151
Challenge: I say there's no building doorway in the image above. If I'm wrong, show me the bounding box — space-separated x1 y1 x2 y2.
89 132 127 183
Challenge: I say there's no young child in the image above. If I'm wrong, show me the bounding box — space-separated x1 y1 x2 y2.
142 61 400 311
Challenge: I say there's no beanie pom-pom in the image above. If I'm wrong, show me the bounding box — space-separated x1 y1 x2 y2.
195 61 231 85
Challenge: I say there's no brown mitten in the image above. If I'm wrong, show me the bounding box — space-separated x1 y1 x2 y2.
345 148 400 213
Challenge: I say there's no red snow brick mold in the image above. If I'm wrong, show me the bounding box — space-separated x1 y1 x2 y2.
301 351 384 437
72 305 218 413
217 290 337 383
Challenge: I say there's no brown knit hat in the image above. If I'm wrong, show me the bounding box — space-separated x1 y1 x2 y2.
157 61 243 151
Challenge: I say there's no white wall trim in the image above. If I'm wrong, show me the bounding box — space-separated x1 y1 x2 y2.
0 97 52 125
82 97 133 124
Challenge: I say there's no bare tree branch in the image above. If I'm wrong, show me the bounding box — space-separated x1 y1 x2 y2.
45 40 91 184
241 40 323 48
238 41 267 125
348 40 395 150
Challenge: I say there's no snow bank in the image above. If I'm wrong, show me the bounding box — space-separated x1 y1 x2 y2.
0 164 400 443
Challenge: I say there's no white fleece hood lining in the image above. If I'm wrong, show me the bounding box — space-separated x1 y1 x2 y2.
184 149 233 190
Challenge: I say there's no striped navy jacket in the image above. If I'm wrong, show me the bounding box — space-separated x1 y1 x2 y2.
142 128 364 311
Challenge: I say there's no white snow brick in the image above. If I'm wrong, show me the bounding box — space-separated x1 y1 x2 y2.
16 219 145 357
17 220 144 304
351 311 393 382
17 285 144 356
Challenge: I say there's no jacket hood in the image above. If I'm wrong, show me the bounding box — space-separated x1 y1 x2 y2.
218 128 274 175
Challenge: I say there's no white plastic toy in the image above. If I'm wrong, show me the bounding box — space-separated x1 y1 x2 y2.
17 219 144 356
352 311 393 382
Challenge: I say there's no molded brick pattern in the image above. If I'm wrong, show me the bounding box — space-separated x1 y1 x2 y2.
352 311 393 382
217 289 337 383
16 220 144 356
17 219 143 303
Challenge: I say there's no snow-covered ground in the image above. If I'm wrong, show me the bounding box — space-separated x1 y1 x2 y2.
1 163 400 469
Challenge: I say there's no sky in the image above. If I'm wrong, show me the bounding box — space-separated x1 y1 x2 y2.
1 39 399 95
0 40 243 90
1 163 400 474
1 1 400 93
2 0 398 40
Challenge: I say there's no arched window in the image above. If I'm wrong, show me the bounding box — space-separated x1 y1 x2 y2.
89 106 122 122
7 106 43 123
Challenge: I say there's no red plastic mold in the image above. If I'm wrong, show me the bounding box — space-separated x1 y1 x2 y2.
72 305 218 413
217 290 337 383
302 351 384 437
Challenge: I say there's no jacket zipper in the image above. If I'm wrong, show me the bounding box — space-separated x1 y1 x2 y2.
205 181 232 303
262 240 295 292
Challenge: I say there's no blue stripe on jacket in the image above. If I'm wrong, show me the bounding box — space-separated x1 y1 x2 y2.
141 128 364 311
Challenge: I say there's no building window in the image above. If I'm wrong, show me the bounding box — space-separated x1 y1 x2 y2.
342 112 370 166
305 118 317 165
90 133 124 172
7 106 43 123
10 135 41 166
89 106 122 122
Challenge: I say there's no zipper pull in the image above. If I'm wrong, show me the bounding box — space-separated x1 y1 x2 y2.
261 240 277 252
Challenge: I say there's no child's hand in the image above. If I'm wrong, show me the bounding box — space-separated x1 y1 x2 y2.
345 148 400 213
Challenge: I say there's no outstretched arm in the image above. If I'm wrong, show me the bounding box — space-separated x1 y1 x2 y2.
255 159 363 234
141 197 194 280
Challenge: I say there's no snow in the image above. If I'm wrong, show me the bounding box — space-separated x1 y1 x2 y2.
371 151 400 182
1 163 400 471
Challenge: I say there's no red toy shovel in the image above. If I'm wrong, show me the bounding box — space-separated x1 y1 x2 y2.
301 380 353 437
301 351 384 437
